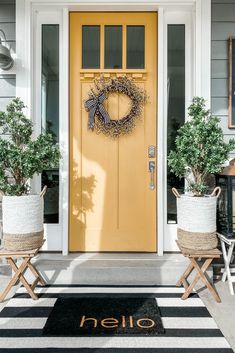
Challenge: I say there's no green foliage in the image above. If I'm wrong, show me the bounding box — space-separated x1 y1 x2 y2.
168 97 235 196
0 98 61 196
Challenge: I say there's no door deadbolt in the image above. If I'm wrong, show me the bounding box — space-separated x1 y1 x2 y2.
148 145 156 158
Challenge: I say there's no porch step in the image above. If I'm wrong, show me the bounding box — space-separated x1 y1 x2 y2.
27 253 213 286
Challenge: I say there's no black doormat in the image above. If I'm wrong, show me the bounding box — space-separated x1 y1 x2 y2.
43 297 164 336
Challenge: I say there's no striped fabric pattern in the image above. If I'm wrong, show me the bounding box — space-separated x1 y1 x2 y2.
0 285 233 353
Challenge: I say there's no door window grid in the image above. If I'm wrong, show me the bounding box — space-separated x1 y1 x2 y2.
82 25 100 69
104 25 122 69
82 24 145 70
127 25 145 69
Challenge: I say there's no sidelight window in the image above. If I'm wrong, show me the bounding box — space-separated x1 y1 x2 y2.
167 24 185 224
41 24 60 224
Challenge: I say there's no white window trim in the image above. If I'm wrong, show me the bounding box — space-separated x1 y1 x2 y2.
32 11 68 252
15 0 211 256
163 11 194 252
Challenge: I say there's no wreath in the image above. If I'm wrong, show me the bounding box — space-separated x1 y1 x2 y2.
84 76 147 138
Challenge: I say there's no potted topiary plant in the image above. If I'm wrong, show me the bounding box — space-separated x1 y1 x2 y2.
0 98 61 251
168 97 235 250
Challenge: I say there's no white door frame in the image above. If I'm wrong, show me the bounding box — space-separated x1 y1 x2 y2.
15 0 211 255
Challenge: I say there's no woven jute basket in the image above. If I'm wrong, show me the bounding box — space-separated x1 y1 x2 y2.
2 187 47 251
172 187 221 251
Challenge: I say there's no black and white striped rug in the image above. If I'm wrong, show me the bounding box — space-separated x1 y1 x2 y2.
0 285 233 353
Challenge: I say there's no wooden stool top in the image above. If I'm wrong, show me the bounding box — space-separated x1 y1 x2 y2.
176 241 221 258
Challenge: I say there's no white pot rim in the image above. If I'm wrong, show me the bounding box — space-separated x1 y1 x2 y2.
179 194 217 199
2 194 41 198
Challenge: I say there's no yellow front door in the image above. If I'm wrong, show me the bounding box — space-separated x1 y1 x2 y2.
69 12 157 252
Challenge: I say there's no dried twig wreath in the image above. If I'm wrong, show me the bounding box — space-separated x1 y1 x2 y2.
84 76 147 138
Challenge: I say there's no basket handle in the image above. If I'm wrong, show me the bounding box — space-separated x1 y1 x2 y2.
210 186 221 198
40 185 47 198
172 187 181 198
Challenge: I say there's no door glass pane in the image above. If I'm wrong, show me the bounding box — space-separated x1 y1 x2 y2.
167 25 185 224
41 24 60 224
82 26 100 69
127 26 145 69
105 25 122 69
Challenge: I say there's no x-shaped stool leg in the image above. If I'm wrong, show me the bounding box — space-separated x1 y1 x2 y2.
178 257 221 303
176 261 194 290
0 256 45 302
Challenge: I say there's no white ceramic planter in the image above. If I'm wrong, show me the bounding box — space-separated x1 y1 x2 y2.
172 187 221 250
2 188 46 251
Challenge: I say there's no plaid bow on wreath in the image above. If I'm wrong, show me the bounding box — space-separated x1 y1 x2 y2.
84 92 111 130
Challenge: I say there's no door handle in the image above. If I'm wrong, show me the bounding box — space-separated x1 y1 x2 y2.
149 161 155 190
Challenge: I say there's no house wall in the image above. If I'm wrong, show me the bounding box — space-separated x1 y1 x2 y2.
0 0 16 111
211 0 235 152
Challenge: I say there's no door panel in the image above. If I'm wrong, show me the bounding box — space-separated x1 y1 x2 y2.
69 12 157 252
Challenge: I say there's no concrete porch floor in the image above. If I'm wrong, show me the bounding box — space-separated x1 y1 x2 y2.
31 252 193 285
0 252 234 352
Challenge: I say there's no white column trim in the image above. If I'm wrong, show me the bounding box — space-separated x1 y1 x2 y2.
201 0 211 108
195 0 211 107
61 8 69 256
16 0 32 115
195 0 201 97
157 7 164 256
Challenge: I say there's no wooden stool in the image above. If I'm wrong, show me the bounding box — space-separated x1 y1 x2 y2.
176 241 221 303
0 243 46 302
217 233 235 295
